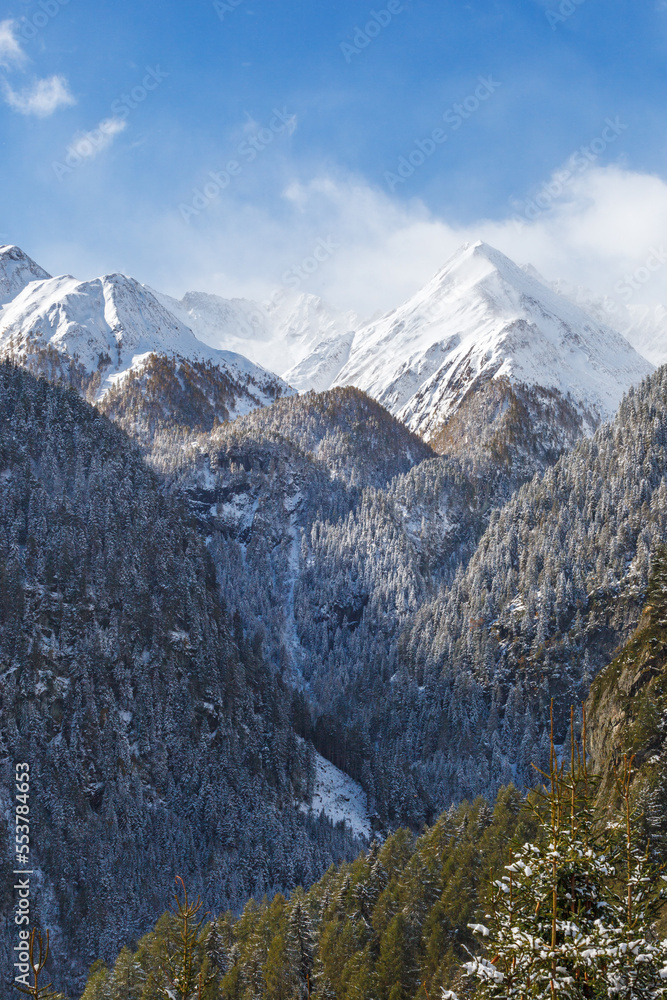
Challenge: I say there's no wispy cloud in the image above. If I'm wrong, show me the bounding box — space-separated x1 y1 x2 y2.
0 20 75 118
3 74 75 117
125 164 667 318
67 117 127 161
0 20 25 70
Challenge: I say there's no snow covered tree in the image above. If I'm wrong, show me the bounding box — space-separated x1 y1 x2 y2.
462 708 667 1000
288 893 316 998
204 917 229 981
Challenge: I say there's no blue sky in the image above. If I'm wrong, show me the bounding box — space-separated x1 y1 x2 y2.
1 0 667 313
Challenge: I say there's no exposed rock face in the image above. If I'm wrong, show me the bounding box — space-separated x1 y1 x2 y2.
587 550 667 806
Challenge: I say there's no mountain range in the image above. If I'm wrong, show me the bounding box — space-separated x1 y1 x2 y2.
0 240 657 457
2 238 667 994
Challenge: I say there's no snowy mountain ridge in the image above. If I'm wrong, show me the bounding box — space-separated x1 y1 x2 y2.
0 245 292 416
527 268 667 368
2 241 659 450
152 284 360 380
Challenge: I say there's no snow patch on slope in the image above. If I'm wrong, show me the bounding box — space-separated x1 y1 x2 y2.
303 750 371 841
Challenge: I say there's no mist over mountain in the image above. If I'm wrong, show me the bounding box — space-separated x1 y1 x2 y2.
152 284 360 381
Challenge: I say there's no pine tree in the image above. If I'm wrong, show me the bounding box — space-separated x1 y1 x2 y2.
204 918 228 980
376 912 415 1000
153 877 208 1000
288 894 315 999
109 947 145 1000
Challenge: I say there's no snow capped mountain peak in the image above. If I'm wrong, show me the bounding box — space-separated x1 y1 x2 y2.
0 250 293 414
0 269 217 376
431 239 522 283
0 244 51 306
308 240 656 445
424 239 579 324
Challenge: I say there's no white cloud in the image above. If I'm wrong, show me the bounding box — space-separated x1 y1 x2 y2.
40 162 667 328
0 20 26 70
3 74 76 117
144 164 667 319
66 117 127 161
0 21 75 119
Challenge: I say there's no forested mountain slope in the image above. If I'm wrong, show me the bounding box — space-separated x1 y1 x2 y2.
0 363 361 994
81 644 667 1000
389 365 667 806
54 356 667 835
141 389 434 683
98 353 288 443
409 366 667 688
225 364 667 828
156 386 434 489
138 387 534 823
81 582 667 1000
80 788 538 1000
